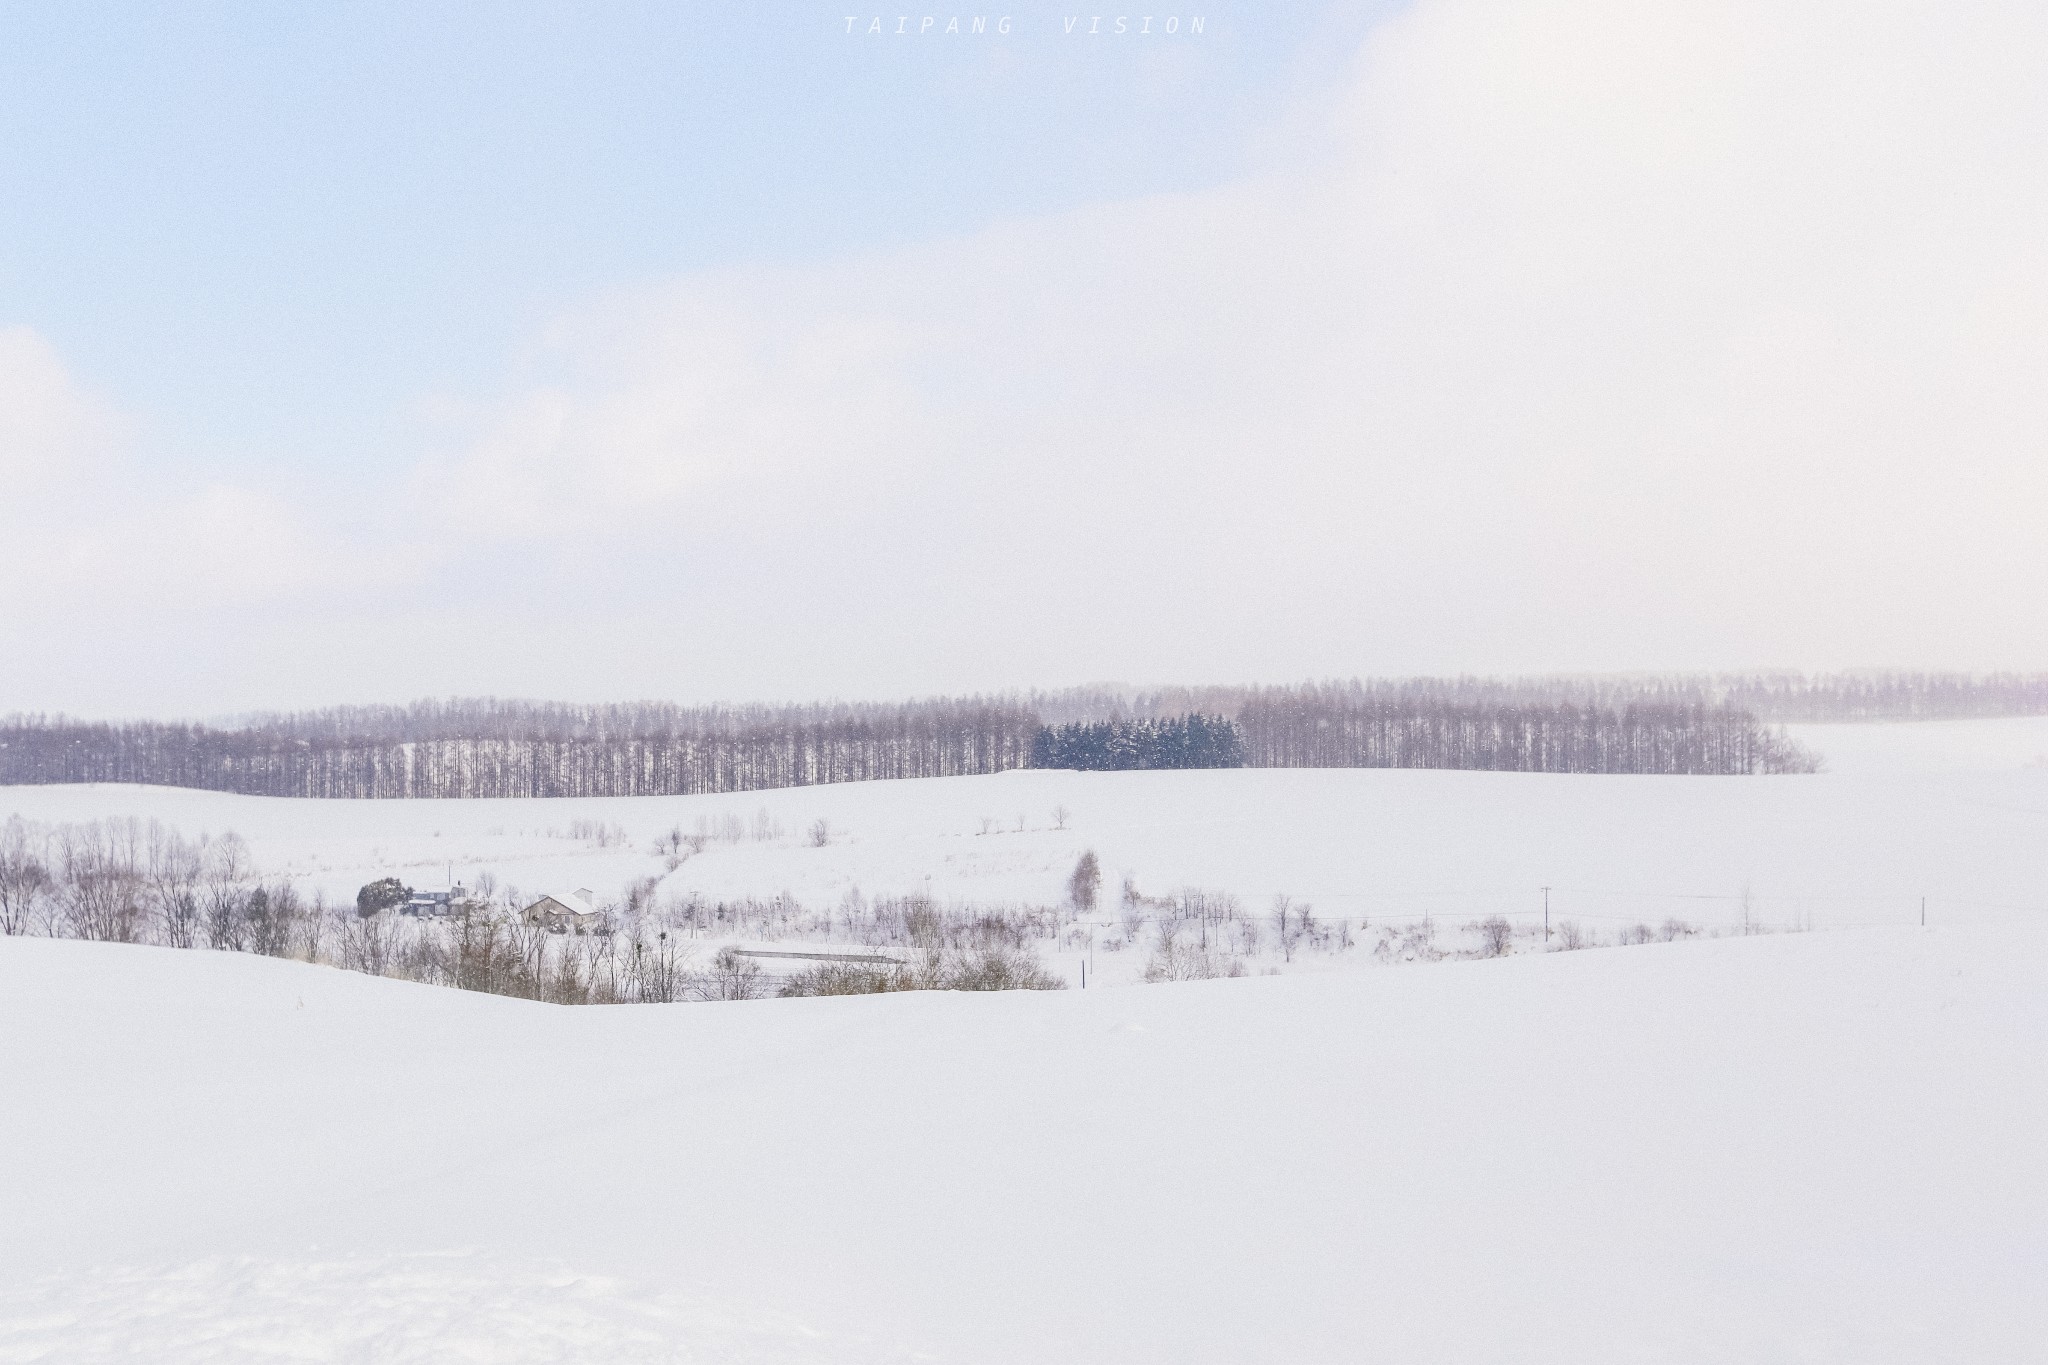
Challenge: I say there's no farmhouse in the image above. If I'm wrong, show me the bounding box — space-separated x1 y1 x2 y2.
402 883 468 917
522 889 599 933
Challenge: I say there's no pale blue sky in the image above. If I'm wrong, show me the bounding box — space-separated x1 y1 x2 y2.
5 1 2044 715
0 3 1384 486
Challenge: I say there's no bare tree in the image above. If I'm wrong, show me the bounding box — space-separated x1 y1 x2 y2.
703 946 764 1001
633 931 684 1003
1118 896 1147 947
340 901 396 975
1233 915 1262 955
1067 850 1101 912
903 897 948 989
1271 895 1307 963
0 819 51 937
58 822 146 943
145 822 202 949
245 882 303 957
1470 915 1512 957
201 832 253 950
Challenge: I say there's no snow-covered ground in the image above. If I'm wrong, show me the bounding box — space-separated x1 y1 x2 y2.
3 925 2044 1363
5 719 2046 973
1788 714 2048 774
5 719 2046 1358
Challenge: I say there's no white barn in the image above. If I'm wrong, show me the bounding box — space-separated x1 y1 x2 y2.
521 889 599 933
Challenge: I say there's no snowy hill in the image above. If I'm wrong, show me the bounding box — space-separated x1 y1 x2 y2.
3 926 2045 1362
6 716 2048 974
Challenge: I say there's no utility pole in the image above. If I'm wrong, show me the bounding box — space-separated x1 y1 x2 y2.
1921 896 1926 927
1542 886 1551 942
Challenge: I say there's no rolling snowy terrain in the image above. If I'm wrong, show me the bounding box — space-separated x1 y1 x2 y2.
2 924 2044 1363
4 719 2047 1359
5 719 2047 983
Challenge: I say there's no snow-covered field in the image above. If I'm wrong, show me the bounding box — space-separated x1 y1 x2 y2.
5 719 2047 976
3 924 2044 1363
5 719 2047 1359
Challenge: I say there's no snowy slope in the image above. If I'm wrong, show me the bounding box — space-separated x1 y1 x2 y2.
2 927 2045 1363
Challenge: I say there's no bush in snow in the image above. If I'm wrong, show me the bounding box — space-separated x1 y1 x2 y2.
780 961 915 997
1470 916 1513 958
947 943 1063 991
1143 938 1246 982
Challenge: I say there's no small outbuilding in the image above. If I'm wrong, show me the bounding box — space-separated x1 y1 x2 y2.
522 888 600 933
403 883 467 917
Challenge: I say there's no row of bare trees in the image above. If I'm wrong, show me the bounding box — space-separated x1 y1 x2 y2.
0 816 311 952
0 698 1039 797
1231 692 1816 774
5 668 2040 799
1 691 1821 797
1032 671 2048 726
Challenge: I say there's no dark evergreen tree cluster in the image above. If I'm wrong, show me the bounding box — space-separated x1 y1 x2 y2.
1028 715 1245 772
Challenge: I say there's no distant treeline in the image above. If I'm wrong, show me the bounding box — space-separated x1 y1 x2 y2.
1029 715 1246 771
1232 692 1807 775
16 668 2039 797
0 698 1039 799
1033 672 2048 726
1710 673 2048 722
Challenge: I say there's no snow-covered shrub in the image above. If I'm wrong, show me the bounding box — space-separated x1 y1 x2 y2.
1143 939 1245 982
778 941 1060 996
1374 919 1442 963
779 961 914 997
947 943 1064 991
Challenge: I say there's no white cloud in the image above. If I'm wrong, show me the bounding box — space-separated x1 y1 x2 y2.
12 0 2048 710
405 0 2048 700
0 331 400 651
0 326 122 491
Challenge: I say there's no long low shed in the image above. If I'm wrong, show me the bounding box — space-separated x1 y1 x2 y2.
728 948 907 966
